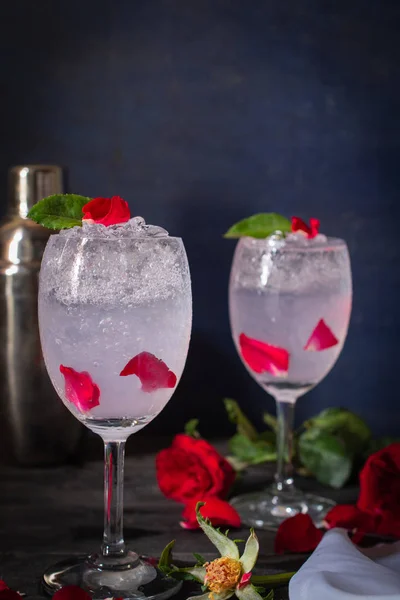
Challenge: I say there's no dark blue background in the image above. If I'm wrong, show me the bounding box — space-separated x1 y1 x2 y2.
1 0 399 436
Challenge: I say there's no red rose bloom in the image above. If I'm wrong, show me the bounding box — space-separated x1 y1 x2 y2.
82 196 130 226
156 434 236 503
357 443 400 517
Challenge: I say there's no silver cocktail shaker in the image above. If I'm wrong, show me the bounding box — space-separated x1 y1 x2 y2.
0 165 83 466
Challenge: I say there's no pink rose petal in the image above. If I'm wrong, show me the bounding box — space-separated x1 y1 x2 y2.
60 365 100 412
237 572 252 589
304 319 339 351
119 351 177 392
239 333 289 377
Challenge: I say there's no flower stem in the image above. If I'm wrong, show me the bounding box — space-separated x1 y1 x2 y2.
251 572 296 586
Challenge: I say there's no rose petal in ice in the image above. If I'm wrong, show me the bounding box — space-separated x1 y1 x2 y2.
239 333 289 377
119 351 177 392
304 319 339 351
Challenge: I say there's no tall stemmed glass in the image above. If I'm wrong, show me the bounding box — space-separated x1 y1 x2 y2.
229 234 352 529
38 224 192 598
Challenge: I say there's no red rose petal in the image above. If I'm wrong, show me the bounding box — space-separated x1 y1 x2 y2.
0 583 8 592
324 504 377 532
376 510 400 539
291 216 320 239
119 351 177 392
309 218 320 238
239 333 289 377
0 592 23 600
238 572 252 589
274 513 323 554
82 196 130 226
180 497 241 530
304 319 339 351
60 365 100 413
156 434 236 502
52 586 92 600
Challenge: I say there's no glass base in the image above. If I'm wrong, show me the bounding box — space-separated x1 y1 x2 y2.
230 486 335 531
42 551 182 599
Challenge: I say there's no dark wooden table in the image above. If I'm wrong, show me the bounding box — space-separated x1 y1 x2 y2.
0 447 359 599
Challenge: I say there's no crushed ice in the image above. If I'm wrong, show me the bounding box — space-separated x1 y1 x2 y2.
59 217 169 239
284 232 328 245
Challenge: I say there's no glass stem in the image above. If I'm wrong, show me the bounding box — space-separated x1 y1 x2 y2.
102 440 126 558
274 397 296 493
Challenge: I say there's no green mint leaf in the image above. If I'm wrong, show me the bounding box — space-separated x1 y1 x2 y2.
158 540 175 569
298 428 353 488
28 193 91 230
224 399 259 441
224 213 291 239
229 433 276 465
184 418 200 438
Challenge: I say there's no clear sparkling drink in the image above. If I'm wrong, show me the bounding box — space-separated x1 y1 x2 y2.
229 233 352 400
39 218 192 439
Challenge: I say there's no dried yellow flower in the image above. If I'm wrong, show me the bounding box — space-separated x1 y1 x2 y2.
205 556 242 597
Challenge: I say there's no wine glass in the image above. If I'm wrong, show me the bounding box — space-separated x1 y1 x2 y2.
228 233 352 529
38 224 192 598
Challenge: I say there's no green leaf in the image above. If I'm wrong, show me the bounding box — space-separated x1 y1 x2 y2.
251 572 295 587
240 529 259 573
263 591 274 600
224 213 291 239
158 540 175 569
298 429 353 489
224 399 259 441
229 434 276 465
196 502 239 559
262 412 278 433
184 418 200 438
193 552 207 566
28 193 91 230
303 407 371 455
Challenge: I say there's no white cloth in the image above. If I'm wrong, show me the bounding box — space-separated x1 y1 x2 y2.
289 528 400 600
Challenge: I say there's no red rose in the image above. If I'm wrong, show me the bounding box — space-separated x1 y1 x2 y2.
156 434 236 503
82 196 130 226
323 443 400 542
357 443 400 517
180 496 241 530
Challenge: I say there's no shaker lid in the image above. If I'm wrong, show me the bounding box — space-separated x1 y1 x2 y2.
8 165 64 218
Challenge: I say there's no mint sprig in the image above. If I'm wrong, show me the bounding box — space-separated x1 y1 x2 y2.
224 213 291 239
28 194 91 230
